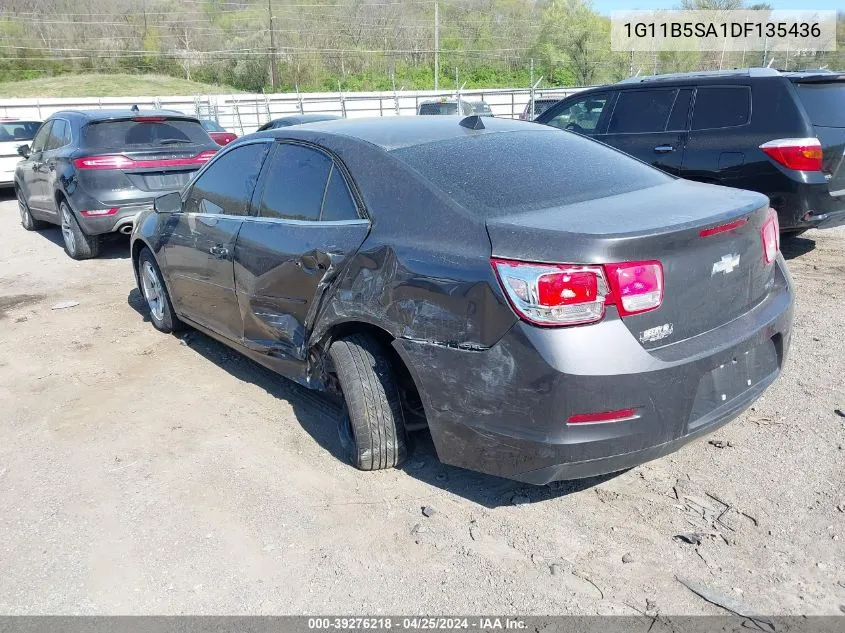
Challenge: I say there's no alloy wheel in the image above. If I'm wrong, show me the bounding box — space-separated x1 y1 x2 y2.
141 261 165 322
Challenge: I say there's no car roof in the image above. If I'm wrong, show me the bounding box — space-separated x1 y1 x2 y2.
50 109 199 122
256 115 546 151
270 114 341 124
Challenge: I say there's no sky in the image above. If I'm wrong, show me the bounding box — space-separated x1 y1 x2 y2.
593 0 842 13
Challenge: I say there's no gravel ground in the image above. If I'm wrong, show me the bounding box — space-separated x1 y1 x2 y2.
0 192 842 615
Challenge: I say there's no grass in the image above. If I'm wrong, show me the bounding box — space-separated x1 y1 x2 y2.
0 74 240 98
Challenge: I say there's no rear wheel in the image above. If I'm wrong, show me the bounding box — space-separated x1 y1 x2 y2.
329 334 408 470
138 248 184 333
17 188 46 231
60 200 100 260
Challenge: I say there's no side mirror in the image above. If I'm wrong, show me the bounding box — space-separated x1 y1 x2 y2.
154 192 182 214
17 144 30 159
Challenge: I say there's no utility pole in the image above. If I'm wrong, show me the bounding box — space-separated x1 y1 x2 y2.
434 2 439 91
268 0 279 91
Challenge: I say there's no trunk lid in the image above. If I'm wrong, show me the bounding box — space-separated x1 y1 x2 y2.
486 180 773 349
792 77 845 196
77 116 217 192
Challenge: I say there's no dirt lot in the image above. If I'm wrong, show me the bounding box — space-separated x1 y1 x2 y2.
0 191 842 616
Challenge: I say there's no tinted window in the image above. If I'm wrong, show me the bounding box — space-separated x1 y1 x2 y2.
185 143 269 216
82 118 210 149
691 87 750 130
545 93 611 133
419 102 459 115
201 119 225 132
667 89 693 131
391 130 672 216
525 99 559 119
794 83 845 127
607 90 675 134
0 121 42 141
259 144 332 221
29 122 52 152
321 166 359 221
46 119 69 150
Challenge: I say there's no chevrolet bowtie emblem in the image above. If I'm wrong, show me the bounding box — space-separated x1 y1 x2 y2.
712 253 740 276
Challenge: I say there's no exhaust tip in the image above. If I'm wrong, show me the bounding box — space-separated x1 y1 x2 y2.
118 224 134 235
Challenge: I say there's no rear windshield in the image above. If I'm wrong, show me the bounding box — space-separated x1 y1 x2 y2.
82 118 210 149
419 102 458 115
794 82 845 127
391 130 672 215
0 121 41 142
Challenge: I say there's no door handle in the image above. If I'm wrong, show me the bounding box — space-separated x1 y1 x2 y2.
654 145 675 154
209 245 229 259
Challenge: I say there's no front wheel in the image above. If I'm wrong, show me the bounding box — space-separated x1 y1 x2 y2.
329 334 408 471
138 248 184 333
17 188 47 231
60 200 100 259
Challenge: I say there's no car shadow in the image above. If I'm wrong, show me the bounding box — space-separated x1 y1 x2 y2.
126 288 622 508
36 226 130 260
780 234 816 260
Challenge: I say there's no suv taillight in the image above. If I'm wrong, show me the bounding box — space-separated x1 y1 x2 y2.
760 138 823 172
762 207 780 264
492 258 663 327
73 150 217 170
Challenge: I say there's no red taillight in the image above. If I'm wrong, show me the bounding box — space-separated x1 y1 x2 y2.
604 261 663 317
80 207 119 217
567 408 639 425
760 138 823 172
73 151 216 170
491 258 664 327
762 207 780 265
132 116 167 122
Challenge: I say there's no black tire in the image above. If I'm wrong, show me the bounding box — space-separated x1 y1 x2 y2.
17 187 47 231
329 334 408 470
138 247 185 334
59 199 100 260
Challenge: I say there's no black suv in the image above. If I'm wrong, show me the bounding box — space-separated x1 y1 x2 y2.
535 68 845 234
14 110 218 259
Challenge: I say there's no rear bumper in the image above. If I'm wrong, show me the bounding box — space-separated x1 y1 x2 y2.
67 190 154 236
395 257 794 484
768 179 845 231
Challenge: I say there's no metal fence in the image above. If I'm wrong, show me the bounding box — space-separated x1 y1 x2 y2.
0 86 588 134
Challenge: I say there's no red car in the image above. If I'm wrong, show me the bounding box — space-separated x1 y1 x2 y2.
200 119 237 146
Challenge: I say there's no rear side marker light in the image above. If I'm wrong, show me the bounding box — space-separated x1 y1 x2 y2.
80 208 119 217
73 150 217 170
700 217 748 237
760 137 823 172
761 207 780 264
567 408 638 424
492 258 663 327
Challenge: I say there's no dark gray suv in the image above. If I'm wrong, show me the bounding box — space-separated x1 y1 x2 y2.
15 110 218 259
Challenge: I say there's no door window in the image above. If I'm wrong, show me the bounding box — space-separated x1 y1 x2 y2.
545 93 612 134
607 89 676 134
184 142 269 216
258 144 359 222
46 119 70 150
29 122 52 153
691 87 751 130
666 89 694 131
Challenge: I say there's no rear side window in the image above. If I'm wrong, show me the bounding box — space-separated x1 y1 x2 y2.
82 118 210 149
258 144 356 222
391 130 672 215
184 142 269 216
691 87 751 130
46 119 70 150
607 89 676 134
794 83 845 127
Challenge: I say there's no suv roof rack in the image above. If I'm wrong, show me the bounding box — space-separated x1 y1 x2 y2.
616 67 781 84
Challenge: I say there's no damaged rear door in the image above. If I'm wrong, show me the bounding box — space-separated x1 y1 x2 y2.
234 141 369 378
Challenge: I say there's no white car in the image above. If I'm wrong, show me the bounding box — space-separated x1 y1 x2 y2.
0 120 42 187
